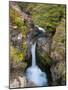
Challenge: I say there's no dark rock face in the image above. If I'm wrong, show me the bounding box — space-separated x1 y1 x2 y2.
36 20 66 86
50 20 66 85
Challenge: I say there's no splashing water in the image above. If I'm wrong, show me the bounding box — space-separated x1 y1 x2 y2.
26 42 48 86
37 26 46 32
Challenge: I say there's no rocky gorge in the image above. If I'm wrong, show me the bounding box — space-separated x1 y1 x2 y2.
9 1 66 88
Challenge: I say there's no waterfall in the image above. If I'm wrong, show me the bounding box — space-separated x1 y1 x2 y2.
31 42 36 67
26 42 48 86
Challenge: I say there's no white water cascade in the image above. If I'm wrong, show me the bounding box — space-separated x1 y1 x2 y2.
26 42 48 86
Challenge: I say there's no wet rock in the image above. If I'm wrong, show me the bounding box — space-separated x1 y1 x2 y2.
26 80 37 87
37 37 49 54
36 37 52 66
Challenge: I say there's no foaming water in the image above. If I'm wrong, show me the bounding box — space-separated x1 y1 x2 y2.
26 42 48 86
26 66 48 86
35 25 46 32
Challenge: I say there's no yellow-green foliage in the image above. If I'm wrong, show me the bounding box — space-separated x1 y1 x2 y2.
10 46 25 63
10 7 23 26
19 3 66 30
